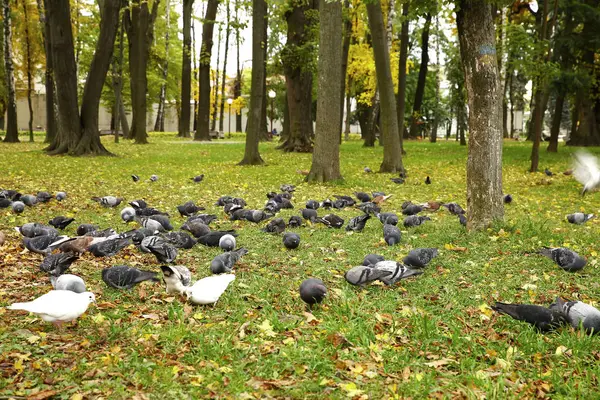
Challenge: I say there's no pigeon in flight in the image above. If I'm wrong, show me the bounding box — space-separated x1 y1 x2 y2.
491 302 566 332
299 278 327 307
7 290 95 327
51 274 87 293
550 297 600 335
566 213 594 225
572 151 600 195
185 274 236 305
403 248 438 268
538 247 586 272
102 266 159 289
161 265 192 295
210 248 248 274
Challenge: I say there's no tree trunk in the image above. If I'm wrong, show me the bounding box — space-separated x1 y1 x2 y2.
396 0 409 153
192 19 198 133
281 88 290 140
218 0 230 132
119 97 130 138
344 91 351 139
196 0 220 140
211 21 222 132
235 0 242 133
307 0 342 182
408 13 431 139
154 0 170 132
363 92 378 147
547 92 565 152
238 0 266 165
3 0 18 143
22 0 34 142
430 14 440 143
445 109 452 140
457 0 504 230
179 0 193 137
112 2 127 144
125 0 160 145
340 0 351 141
259 14 269 141
366 0 404 173
36 0 58 144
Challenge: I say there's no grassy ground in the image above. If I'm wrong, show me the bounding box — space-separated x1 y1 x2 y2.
0 133 599 399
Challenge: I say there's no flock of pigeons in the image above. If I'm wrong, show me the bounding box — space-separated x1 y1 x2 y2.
2 150 600 336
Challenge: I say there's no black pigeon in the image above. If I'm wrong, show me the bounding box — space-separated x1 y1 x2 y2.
321 199 333 209
403 248 438 268
288 216 303 228
299 278 327 307
283 232 300 249
102 266 159 290
503 194 513 204
383 224 401 245
357 202 381 215
163 231 196 249
215 196 233 206
301 208 318 222
362 254 384 266
136 207 167 217
538 247 586 272
177 201 205 217
402 204 424 216
334 195 356 207
88 237 131 257
566 212 594 225
131 228 156 246
129 199 148 209
346 214 370 232
187 214 218 225
317 214 345 229
425 176 431 185
280 184 295 193
181 220 211 238
403 215 431 228
354 192 371 203
49 216 75 230
39 253 79 276
191 174 204 183
197 231 238 247
36 191 53 203
23 235 67 255
141 236 178 263
229 208 248 221
443 202 465 215
345 266 391 286
210 248 248 274
458 214 467 226
131 174 140 182
544 168 553 176
491 302 566 332
148 214 174 231
306 200 320 210
262 218 286 234
377 212 398 225
0 198 11 208
77 224 99 236
391 177 405 184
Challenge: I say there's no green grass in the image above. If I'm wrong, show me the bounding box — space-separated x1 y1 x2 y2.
0 133 599 399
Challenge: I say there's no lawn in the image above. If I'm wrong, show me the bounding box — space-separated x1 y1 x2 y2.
1 133 599 399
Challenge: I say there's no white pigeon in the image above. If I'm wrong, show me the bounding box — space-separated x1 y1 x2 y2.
161 265 192 295
7 290 95 327
573 151 600 195
51 274 87 293
185 274 235 305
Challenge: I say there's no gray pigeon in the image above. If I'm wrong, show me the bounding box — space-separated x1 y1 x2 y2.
16 223 58 238
12 201 25 213
346 214 370 232
121 207 136 222
36 191 53 203
262 218 286 234
566 213 594 225
138 216 165 232
288 216 303 228
177 201 205 217
403 215 431 228
148 214 173 231
373 261 423 285
344 266 392 286
186 214 218 225
181 220 211 238
364 167 372 173
23 235 68 255
383 224 401 246
362 254 384 266
301 208 318 222
492 302 566 332
403 248 438 268
51 274 86 293
219 234 236 251
550 297 600 334
40 252 79 276
442 202 465 215
245 210 271 223
163 231 197 249
538 247 586 272
299 278 327 306
149 175 159 182
197 231 238 247
210 248 248 274
76 224 99 236
305 200 320 210
283 232 300 249
280 184 295 193
402 204 424 216
56 192 67 201
21 194 38 206
141 236 178 263
317 214 344 229
458 214 467 226
357 202 381 215
49 216 75 230
102 266 159 290
160 265 192 295
88 237 131 257
377 212 398 226
91 196 123 207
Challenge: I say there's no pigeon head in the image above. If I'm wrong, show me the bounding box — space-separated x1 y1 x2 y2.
84 292 96 304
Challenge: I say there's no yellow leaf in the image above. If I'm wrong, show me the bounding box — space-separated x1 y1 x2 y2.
415 373 423 382
340 382 363 397
70 394 84 400
258 319 277 337
14 358 24 373
555 345 568 356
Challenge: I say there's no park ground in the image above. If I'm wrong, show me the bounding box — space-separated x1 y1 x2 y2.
0 133 599 399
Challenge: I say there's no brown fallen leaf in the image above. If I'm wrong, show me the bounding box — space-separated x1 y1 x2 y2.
424 358 457 368
27 389 57 400
141 313 160 321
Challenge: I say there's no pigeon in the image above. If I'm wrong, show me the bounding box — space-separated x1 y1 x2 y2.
377 212 398 225
121 207 136 222
403 248 438 268
333 195 356 207
0 198 12 208
7 290 95 327
76 224 99 236
373 192 387 199
36 191 53 203
0 189 20 200
141 236 178 263
550 297 600 335
210 248 248 274
305 200 320 210
283 232 300 249
163 231 197 249
321 199 333 209
215 196 233 206
84 227 117 237
423 201 442 211
288 216 303 228
149 175 159 182
391 177 405 184
345 266 392 286
425 176 431 185
362 254 384 266
138 216 166 232
219 234 236 251
51 274 87 293
373 261 424 285
197 231 238 247
59 236 94 254
160 265 192 295
301 208 318 223
245 210 271 223
566 213 594 225
56 192 67 201
191 174 205 183
383 224 401 245
280 184 295 193
136 206 167 217
91 196 123 207
346 214 370 232
232 197 247 207
357 202 381 215
23 235 68 255
544 168 553 176
354 192 371 203
16 223 58 238
177 201 205 217
402 204 424 216
131 174 140 182
371 194 393 205
21 194 38 206
491 302 566 332
538 247 586 272
40 253 79 276
403 215 431 228
364 167 372 173
185 274 236 305
148 215 174 231
88 237 131 257
317 214 345 229
0 231 5 246
458 214 467 226
187 214 218 225
49 216 75 230
12 201 25 213
181 220 211 238
503 194 513 204
262 218 286 234
224 203 244 216
129 199 148 209
299 278 327 307
572 150 600 195
443 202 465 215
102 266 159 289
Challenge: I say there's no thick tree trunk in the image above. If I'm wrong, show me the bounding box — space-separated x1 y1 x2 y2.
154 0 170 132
112 2 127 143
219 0 230 132
366 0 404 173
37 0 58 144
344 92 351 139
408 13 431 139
22 1 34 142
396 0 409 153
211 22 222 132
340 0 351 140
363 92 378 147
196 0 220 141
307 0 342 182
235 0 242 133
547 92 565 152
3 0 18 143
179 0 193 137
239 0 266 165
457 0 504 230
119 97 130 138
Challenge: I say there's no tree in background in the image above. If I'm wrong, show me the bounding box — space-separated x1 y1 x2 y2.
3 0 19 143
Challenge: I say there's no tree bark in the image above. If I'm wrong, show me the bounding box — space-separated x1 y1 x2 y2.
307 0 343 182
192 18 198 133
344 91 351 139
154 0 170 132
36 0 57 144
234 0 242 133
179 0 193 137
396 0 409 153
22 0 34 142
408 13 431 139
195 0 220 140
366 0 404 173
340 0 351 141
112 2 127 143
211 21 222 132
430 14 440 143
119 97 130 137
239 0 266 164
547 92 565 152
219 0 230 132
3 0 18 143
